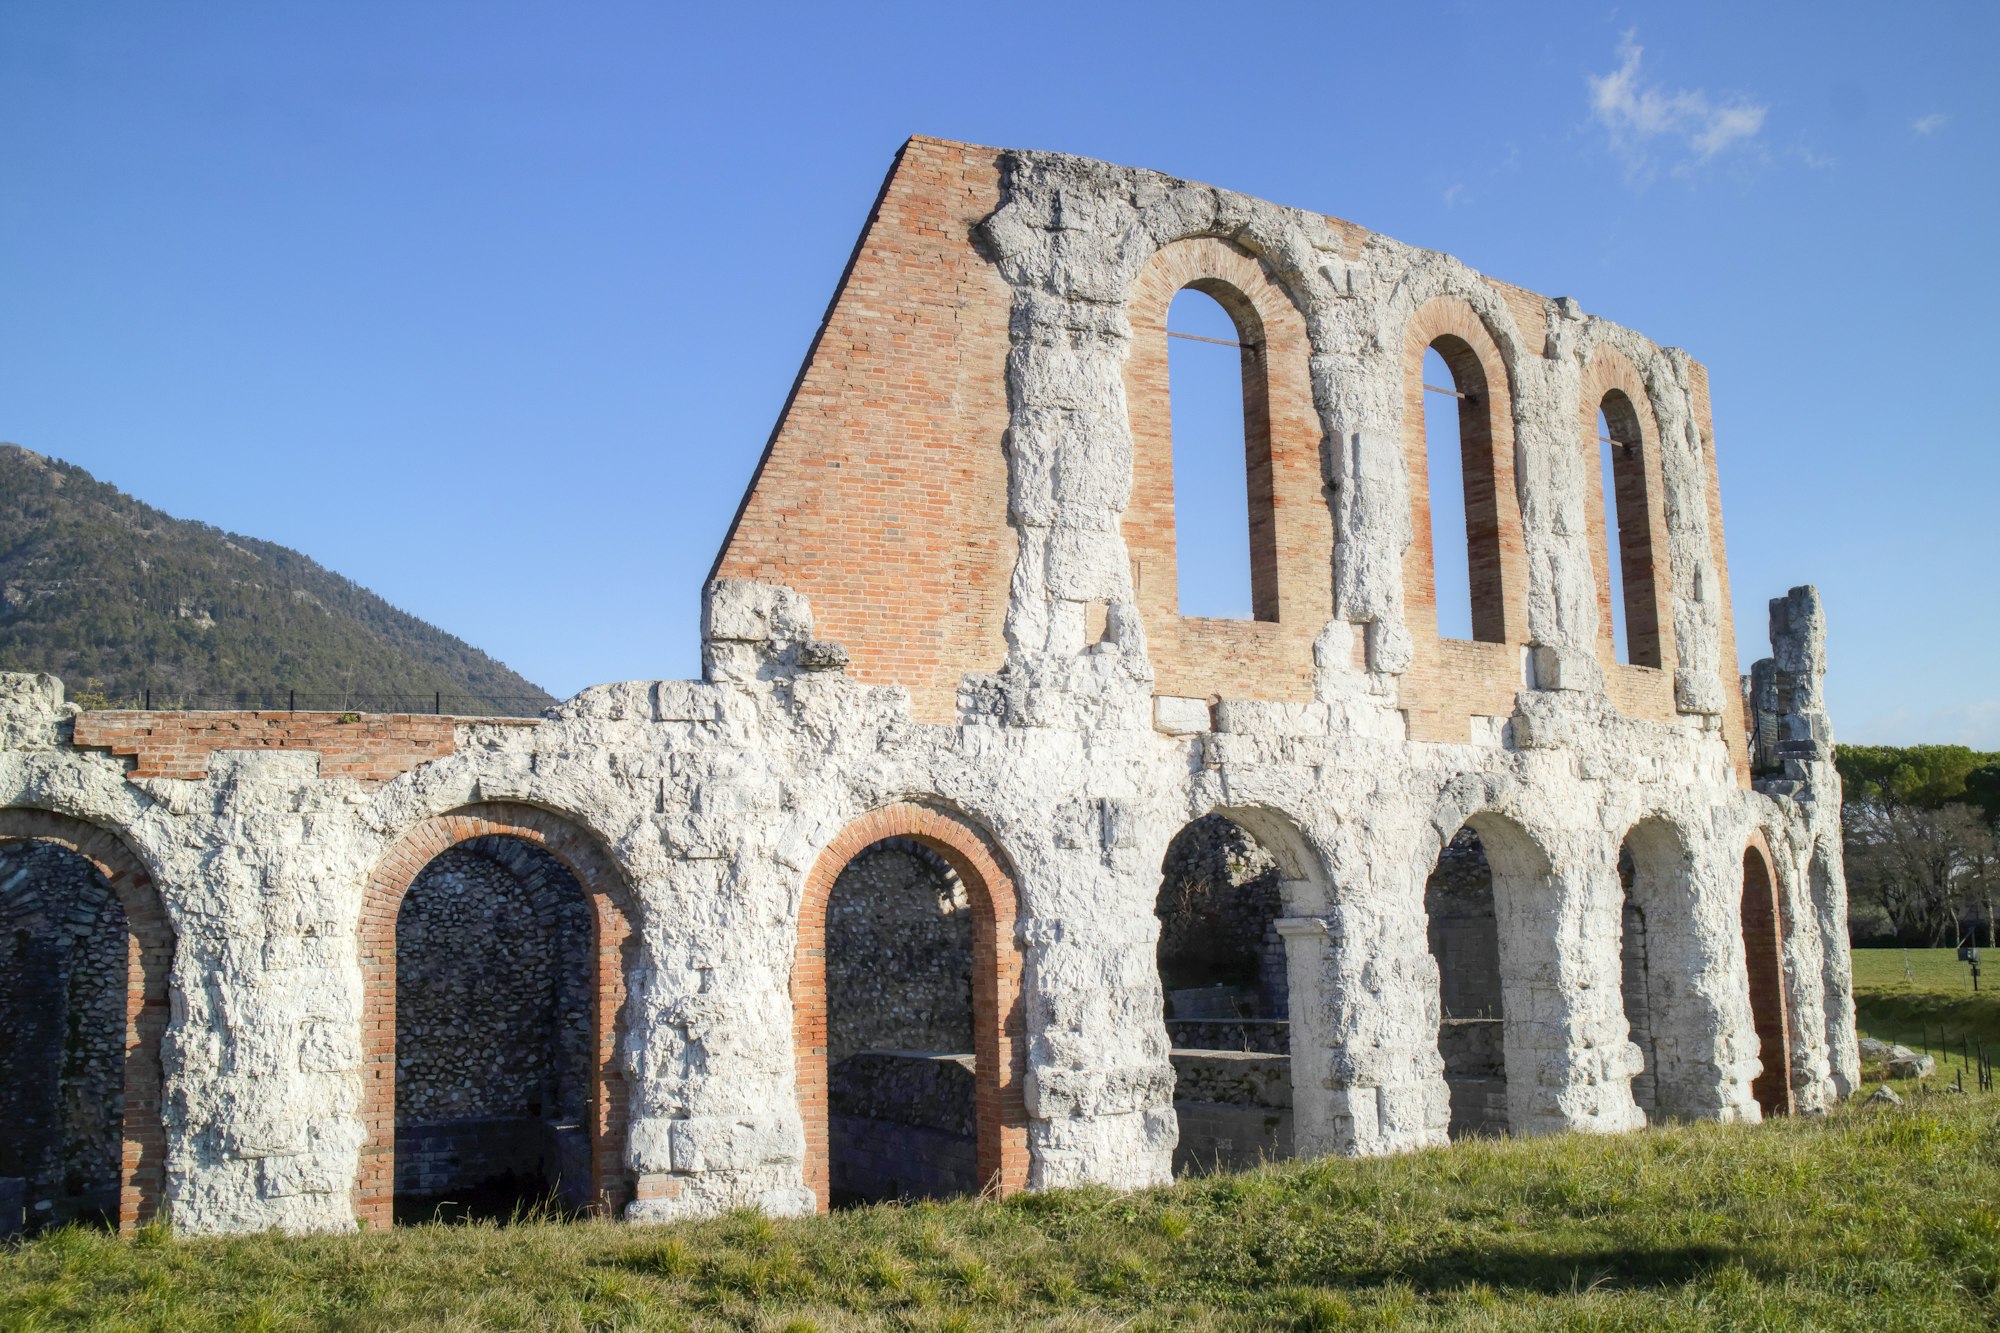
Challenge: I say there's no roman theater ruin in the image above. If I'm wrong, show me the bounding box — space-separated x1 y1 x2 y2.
0 138 1853 1234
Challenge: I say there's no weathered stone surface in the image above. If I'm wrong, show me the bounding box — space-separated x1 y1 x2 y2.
1885 1047 1935 1080
0 141 1853 1234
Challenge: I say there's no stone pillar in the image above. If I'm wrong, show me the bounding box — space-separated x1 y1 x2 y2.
1333 881 1451 1155
1274 913 1335 1157
1019 913 1176 1190
1490 835 1642 1137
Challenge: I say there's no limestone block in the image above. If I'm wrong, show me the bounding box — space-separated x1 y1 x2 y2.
653 681 724 724
1366 619 1414 674
1214 699 1330 737
669 1115 799 1173
703 579 813 645
1152 695 1210 736
1674 668 1727 717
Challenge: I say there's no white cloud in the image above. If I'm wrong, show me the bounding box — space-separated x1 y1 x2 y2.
1587 32 1767 182
1442 183 1465 208
1913 112 1951 135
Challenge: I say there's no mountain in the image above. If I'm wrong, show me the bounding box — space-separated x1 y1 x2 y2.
0 445 556 715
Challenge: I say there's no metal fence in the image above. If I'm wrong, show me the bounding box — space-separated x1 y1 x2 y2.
83 691 556 719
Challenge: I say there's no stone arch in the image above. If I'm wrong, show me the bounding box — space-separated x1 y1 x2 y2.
0 808 172 1230
1404 297 1526 647
1741 834 1793 1115
356 802 638 1228
1581 345 1674 674
1159 802 1340 1168
1422 806 1558 1137
1207 803 1334 916
794 801 1027 1210
1613 814 1717 1119
1123 234 1334 703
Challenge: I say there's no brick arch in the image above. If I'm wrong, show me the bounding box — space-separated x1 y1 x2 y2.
356 802 637 1227
0 808 172 1229
795 801 1027 1210
1403 296 1527 650
1580 346 1675 676
1741 833 1793 1116
1123 234 1334 704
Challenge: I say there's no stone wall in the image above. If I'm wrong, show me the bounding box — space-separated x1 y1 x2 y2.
1169 1051 1292 1174
821 840 977 1204
0 839 126 1227
1426 829 1510 1137
1425 829 1504 1022
0 139 1857 1234
393 837 591 1200
825 838 971 1067
828 1053 977 1203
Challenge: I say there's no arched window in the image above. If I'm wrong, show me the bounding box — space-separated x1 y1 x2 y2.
1168 285 1277 621
1423 338 1504 643
1597 391 1663 667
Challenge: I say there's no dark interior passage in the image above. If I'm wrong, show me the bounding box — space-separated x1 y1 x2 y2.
394 836 592 1223
825 837 976 1205
1426 827 1508 1137
1157 814 1292 1175
0 840 127 1232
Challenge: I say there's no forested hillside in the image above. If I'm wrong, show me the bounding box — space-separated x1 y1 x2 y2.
0 445 554 715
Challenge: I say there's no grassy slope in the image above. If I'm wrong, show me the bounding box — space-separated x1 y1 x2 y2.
2 1093 1996 1331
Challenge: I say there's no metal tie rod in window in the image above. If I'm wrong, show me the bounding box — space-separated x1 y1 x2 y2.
1166 329 1249 348
1422 382 1468 398
1599 435 1635 449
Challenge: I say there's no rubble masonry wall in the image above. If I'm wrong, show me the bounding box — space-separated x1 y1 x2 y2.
0 138 1851 1234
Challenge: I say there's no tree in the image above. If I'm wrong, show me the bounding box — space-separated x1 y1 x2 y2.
1837 744 2000 946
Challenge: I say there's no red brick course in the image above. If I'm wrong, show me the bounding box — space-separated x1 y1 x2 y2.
711 136 1751 771
1123 237 1333 703
354 803 636 1228
794 803 1028 1211
0 809 172 1230
711 138 1016 725
70 711 537 783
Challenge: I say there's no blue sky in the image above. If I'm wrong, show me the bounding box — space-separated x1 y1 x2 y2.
2 3 1993 746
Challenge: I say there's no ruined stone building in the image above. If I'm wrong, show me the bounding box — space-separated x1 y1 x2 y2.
0 138 1853 1235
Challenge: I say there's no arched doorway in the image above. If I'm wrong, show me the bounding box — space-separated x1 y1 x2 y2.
1616 816 1723 1121
1155 813 1293 1174
795 803 1025 1211
1742 840 1793 1115
1425 826 1508 1137
0 810 171 1231
357 805 635 1227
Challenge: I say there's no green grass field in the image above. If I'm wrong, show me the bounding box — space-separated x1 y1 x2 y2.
3 1092 1997 1331
3 952 1992 1330
1851 947 2000 1067
1852 946 1985 995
